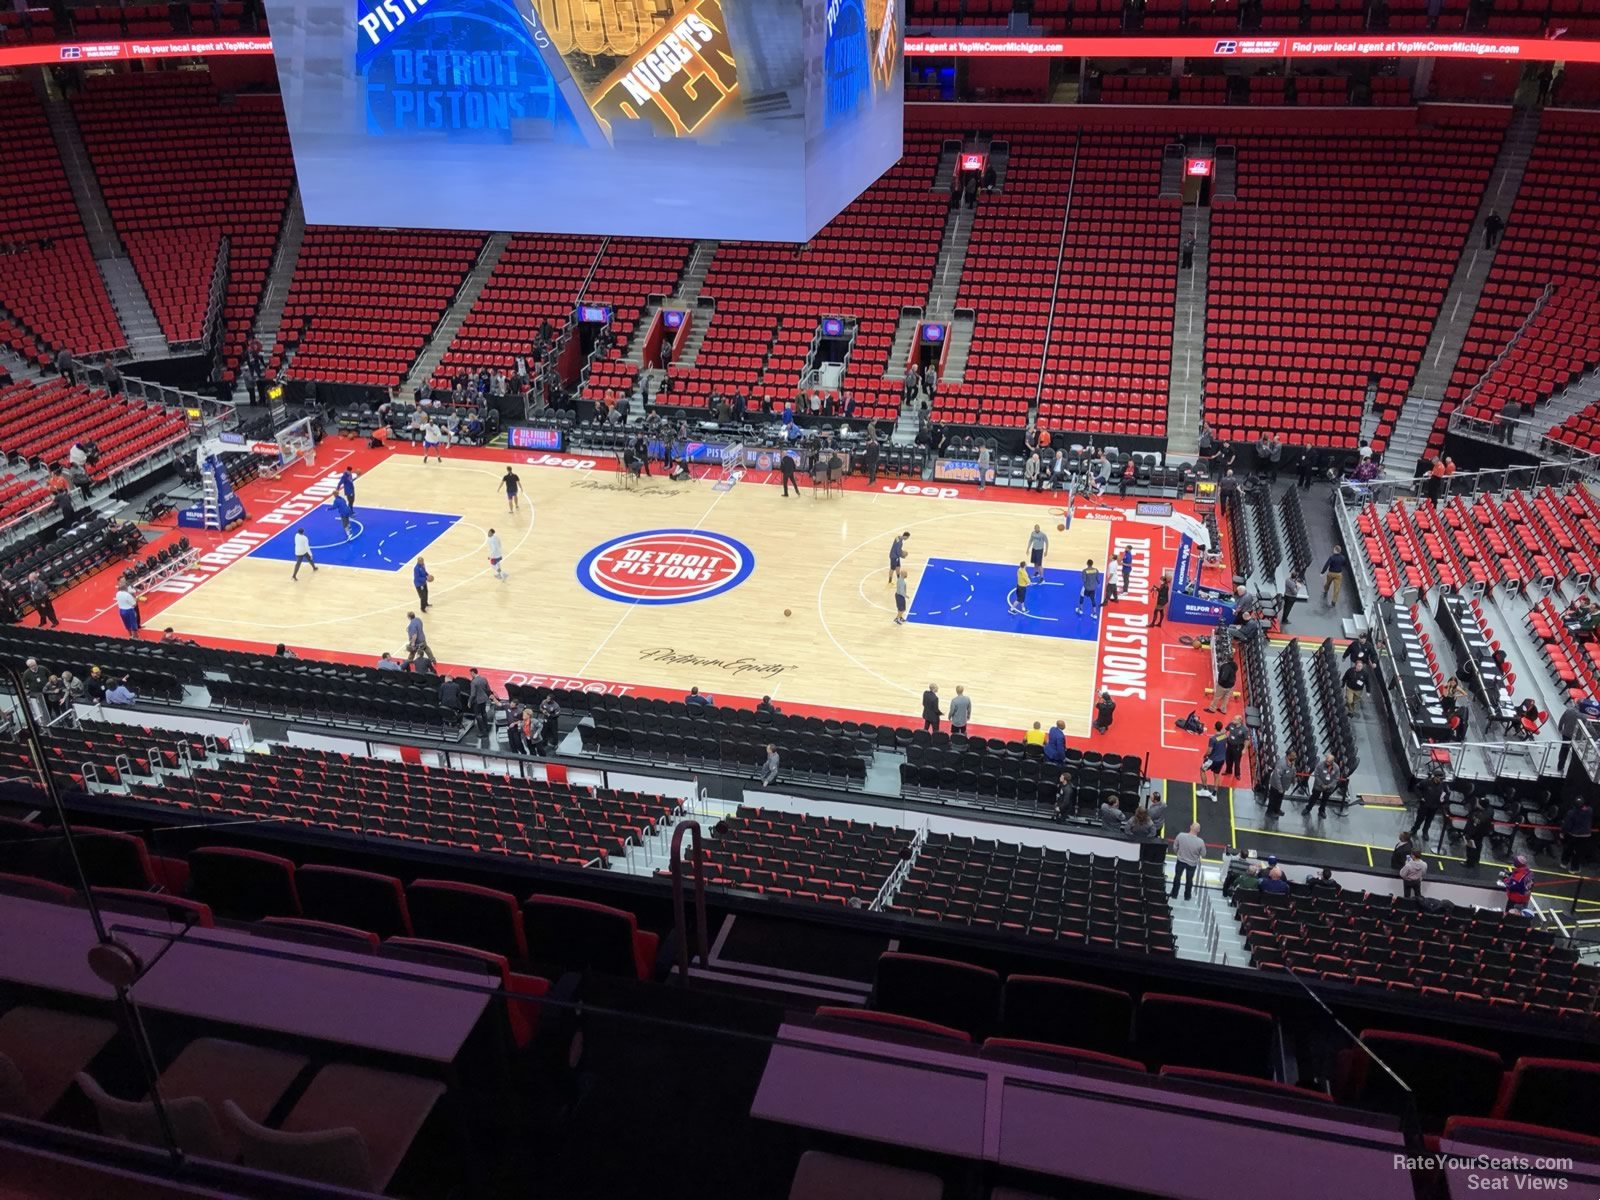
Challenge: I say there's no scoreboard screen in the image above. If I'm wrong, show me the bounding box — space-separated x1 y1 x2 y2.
269 0 904 240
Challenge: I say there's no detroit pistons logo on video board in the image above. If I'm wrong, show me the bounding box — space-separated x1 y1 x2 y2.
577 528 754 605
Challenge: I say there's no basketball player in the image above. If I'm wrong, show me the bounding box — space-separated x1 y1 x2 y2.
331 491 353 538
499 466 522 512
893 568 908 624
339 467 357 512
486 529 507 581
888 531 909 584
291 526 317 580
1015 562 1030 613
421 419 443 463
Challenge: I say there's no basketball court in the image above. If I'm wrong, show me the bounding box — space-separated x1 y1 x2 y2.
51 437 1235 780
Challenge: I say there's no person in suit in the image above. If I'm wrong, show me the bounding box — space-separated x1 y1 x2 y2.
779 450 799 497
862 436 880 486
921 684 941 733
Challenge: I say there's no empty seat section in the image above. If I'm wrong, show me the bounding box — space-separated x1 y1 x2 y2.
0 81 123 363
72 73 293 368
1206 114 1504 451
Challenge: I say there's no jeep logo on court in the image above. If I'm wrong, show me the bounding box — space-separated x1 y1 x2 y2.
576 529 755 605
881 482 959 499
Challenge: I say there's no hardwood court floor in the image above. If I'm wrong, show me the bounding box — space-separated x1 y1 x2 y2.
153 452 1112 736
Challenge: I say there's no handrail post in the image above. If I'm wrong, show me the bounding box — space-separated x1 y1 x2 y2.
669 819 709 984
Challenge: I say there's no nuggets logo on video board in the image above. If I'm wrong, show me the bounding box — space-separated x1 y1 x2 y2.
577 529 755 604
355 0 742 142
277 0 903 237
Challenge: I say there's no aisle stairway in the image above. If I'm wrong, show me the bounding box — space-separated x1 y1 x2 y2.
1166 204 1210 458
1383 107 1542 475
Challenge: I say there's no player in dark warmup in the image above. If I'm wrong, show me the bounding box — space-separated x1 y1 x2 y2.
339 467 357 513
500 467 522 513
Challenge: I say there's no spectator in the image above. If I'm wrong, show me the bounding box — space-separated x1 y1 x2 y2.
1562 799 1593 871
1024 452 1041 492
26 572 57 628
1125 808 1159 841
439 676 462 712
1207 654 1238 713
1044 718 1067 764
1171 822 1205 900
686 686 713 708
1410 769 1449 841
1218 469 1240 518
1098 795 1126 830
1258 866 1291 896
1399 849 1427 900
1321 544 1348 606
1499 855 1533 913
1197 721 1227 799
1024 721 1046 746
1462 803 1494 869
1483 210 1505 249
104 678 137 706
42 673 66 715
1345 663 1370 715
760 744 780 786
21 658 47 722
1222 719 1249 780
1557 700 1582 772
59 671 84 708
1389 830 1414 870
1308 753 1340 818
466 667 492 720
1145 791 1168 831
948 685 971 736
377 652 402 671
755 695 780 718
1306 866 1341 894
1266 752 1296 817
1279 571 1306 628
921 684 941 733
1094 690 1116 734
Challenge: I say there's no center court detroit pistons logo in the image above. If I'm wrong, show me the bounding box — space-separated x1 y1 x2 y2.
577 528 754 605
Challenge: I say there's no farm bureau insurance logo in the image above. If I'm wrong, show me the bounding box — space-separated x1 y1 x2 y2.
577 528 754 605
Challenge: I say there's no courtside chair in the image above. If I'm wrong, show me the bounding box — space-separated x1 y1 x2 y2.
78 1037 309 1161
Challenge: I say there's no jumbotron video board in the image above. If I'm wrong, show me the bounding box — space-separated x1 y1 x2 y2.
266 0 903 239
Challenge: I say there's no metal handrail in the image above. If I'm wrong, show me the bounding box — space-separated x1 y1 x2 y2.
669 819 709 984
